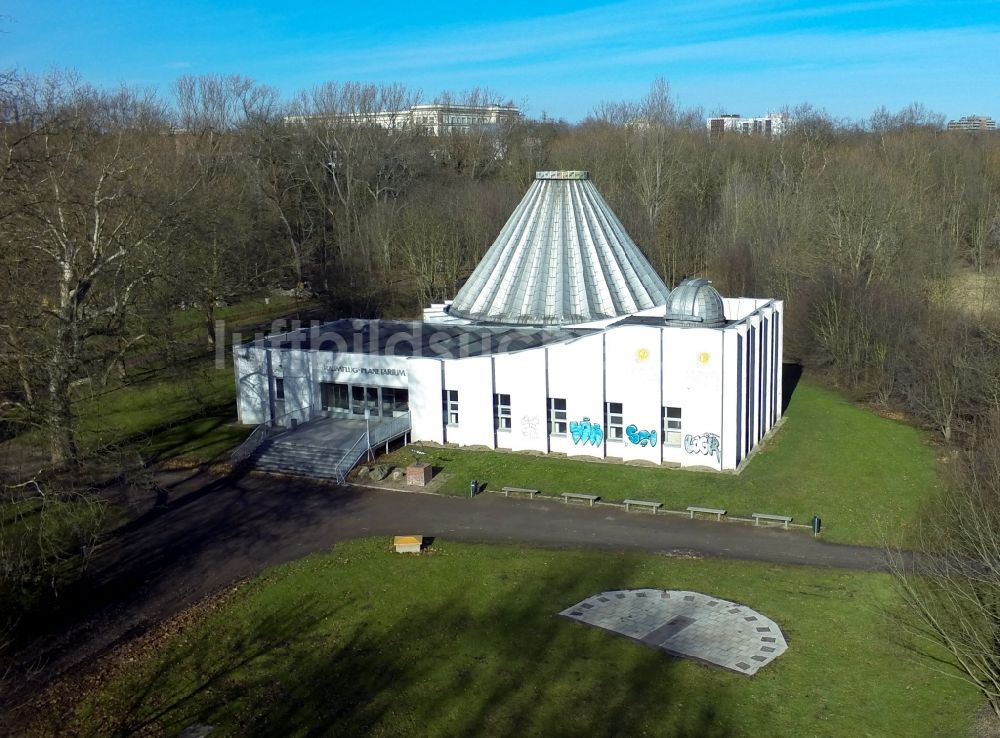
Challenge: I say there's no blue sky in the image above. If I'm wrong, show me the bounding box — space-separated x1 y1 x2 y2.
1 1 997 122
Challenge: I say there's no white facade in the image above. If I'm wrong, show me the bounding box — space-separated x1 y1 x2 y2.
707 112 789 137
947 115 996 131
285 103 521 135
234 296 782 472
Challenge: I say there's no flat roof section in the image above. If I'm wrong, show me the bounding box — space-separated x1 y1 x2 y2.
245 319 597 359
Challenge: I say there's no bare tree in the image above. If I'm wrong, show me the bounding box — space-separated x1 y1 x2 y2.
0 73 182 464
169 75 283 344
889 414 1000 717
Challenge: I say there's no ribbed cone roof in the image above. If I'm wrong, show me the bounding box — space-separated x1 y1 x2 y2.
448 171 670 326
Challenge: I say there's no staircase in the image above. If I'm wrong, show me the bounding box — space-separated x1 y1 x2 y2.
235 412 411 484
251 435 363 480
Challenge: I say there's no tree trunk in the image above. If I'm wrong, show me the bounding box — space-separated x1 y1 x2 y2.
46 361 77 466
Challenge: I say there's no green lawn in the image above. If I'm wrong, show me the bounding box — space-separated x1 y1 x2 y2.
50 539 979 738
78 292 323 463
167 294 316 337
72 362 248 465
379 378 941 547
2 296 320 468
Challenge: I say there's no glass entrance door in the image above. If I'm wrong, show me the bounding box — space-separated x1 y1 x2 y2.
320 382 350 413
351 385 380 416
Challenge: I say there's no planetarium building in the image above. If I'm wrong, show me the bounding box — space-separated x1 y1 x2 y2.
234 171 783 476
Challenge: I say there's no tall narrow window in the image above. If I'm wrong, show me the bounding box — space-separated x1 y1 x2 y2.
442 390 459 426
605 402 623 442
494 393 512 431
274 377 285 400
548 397 567 435
663 407 682 446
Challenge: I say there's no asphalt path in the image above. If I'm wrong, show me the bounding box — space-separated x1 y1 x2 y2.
2 466 889 725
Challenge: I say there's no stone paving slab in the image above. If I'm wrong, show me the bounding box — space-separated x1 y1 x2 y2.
559 589 788 675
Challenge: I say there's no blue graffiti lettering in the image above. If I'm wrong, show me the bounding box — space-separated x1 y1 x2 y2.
683 432 722 461
570 417 604 446
625 424 657 447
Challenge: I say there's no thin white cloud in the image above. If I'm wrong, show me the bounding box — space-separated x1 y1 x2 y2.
291 0 922 78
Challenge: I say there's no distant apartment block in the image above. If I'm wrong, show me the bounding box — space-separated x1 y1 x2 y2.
707 112 790 138
287 103 521 135
947 115 996 131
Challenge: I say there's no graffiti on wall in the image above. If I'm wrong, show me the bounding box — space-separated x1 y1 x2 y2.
684 433 721 462
520 415 540 439
625 424 657 447
570 417 604 446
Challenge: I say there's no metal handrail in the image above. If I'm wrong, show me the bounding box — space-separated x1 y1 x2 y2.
333 412 412 483
333 431 370 484
231 422 270 466
230 402 316 467
234 406 411 481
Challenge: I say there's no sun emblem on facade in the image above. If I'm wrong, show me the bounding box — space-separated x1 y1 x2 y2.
698 352 711 365
636 347 650 362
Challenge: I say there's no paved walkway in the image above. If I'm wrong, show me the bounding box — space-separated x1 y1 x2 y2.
2 466 889 724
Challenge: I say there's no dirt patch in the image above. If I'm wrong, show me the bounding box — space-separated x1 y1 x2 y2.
15 582 246 737
973 702 1000 738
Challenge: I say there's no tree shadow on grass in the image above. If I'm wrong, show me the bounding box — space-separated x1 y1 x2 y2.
55 549 737 737
112 403 244 467
0 468 375 722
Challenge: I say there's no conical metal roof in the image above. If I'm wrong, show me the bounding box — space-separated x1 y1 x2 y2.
448 171 670 326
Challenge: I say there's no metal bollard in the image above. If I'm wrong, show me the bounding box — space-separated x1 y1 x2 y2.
811 515 822 536
470 479 479 498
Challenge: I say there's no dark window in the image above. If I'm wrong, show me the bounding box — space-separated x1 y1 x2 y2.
494 393 512 431
548 397 567 435
321 382 350 411
605 402 623 441
662 407 682 446
443 389 459 425
274 377 285 400
382 388 409 416
353 385 379 416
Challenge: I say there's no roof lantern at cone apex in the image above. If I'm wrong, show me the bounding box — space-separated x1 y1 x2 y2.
447 171 670 326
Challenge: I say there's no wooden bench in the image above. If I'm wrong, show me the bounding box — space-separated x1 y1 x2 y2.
393 535 424 553
561 492 600 507
501 486 540 499
686 506 727 521
752 512 793 529
624 499 662 514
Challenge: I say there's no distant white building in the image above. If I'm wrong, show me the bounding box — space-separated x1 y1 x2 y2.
947 115 996 131
286 103 521 135
707 112 789 137
235 171 783 475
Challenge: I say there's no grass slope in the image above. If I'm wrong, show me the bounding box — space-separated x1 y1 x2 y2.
54 539 978 738
381 378 940 546
2 296 320 469
73 363 247 465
